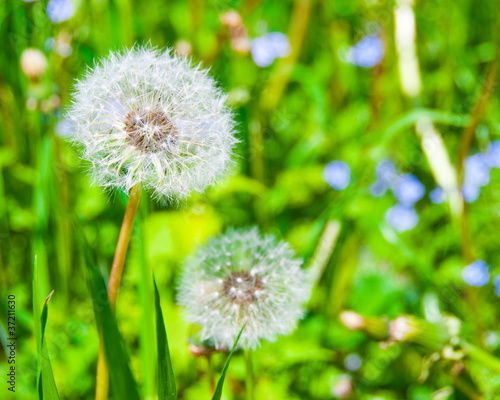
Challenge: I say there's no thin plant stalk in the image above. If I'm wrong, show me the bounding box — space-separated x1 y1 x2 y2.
250 0 312 183
207 355 215 394
244 350 255 400
457 54 498 264
95 185 141 400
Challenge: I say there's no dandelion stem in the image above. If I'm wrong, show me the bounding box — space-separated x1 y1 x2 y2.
108 184 142 310
95 184 141 400
95 343 108 400
207 355 215 394
244 350 255 400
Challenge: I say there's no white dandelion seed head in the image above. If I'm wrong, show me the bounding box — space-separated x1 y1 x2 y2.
177 227 309 350
66 47 238 203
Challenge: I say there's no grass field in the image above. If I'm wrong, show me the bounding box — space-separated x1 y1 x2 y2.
1 0 500 399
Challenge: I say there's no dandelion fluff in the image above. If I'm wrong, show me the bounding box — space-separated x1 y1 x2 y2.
67 47 237 202
177 227 308 349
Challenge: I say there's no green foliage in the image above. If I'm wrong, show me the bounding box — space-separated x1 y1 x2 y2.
211 326 245 400
86 255 141 400
1 0 500 399
33 258 60 400
154 277 177 400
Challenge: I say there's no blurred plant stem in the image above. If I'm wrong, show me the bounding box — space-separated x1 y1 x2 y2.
328 235 358 317
260 0 312 111
457 53 499 180
95 184 141 400
250 0 312 184
244 350 255 400
53 136 71 305
248 118 264 183
393 0 485 267
190 0 204 52
369 62 384 128
207 356 216 394
452 377 482 400
115 0 135 47
340 311 389 340
243 0 263 14
0 168 8 284
135 198 156 398
457 52 499 264
461 340 500 375
33 135 53 298
95 343 108 400
306 219 341 292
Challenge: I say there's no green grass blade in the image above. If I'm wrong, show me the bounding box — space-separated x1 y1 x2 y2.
38 290 60 400
153 277 177 400
137 203 156 398
33 257 41 366
86 255 141 400
211 326 245 400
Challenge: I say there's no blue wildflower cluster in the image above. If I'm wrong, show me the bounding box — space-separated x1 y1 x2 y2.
250 32 290 68
324 160 351 191
431 141 500 204
462 260 500 297
47 0 75 23
347 34 384 68
370 159 425 232
462 260 490 287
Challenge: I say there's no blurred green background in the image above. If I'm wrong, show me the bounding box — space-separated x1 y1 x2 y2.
1 0 500 399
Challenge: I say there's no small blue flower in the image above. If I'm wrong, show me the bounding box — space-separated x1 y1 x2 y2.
55 119 76 138
250 32 290 68
324 160 351 191
494 276 500 297
47 0 75 23
464 153 490 187
385 204 419 232
375 159 397 184
462 183 480 203
392 174 425 206
347 35 384 68
462 260 490 287
370 180 389 197
430 186 446 204
486 140 500 168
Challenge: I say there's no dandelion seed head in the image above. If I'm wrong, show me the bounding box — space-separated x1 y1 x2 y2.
67 47 237 203
177 227 308 349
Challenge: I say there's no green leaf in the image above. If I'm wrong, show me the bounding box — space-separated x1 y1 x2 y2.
38 290 60 400
153 277 177 400
33 257 41 364
136 204 156 398
86 254 141 400
211 326 245 400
